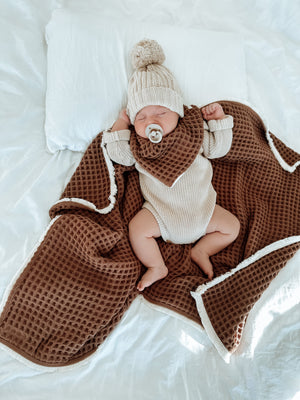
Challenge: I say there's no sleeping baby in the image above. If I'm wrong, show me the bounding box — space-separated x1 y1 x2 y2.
102 39 240 291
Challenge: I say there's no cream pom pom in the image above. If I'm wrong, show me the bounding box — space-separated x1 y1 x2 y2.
131 39 165 69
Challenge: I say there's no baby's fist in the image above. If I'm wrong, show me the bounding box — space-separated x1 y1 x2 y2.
201 103 225 121
119 109 131 126
111 109 131 131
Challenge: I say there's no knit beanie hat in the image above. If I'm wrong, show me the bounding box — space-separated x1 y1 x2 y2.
127 39 184 124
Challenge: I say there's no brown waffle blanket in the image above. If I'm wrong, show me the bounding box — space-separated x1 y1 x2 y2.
0 101 299 366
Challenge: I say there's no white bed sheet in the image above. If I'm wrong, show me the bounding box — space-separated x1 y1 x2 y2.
0 1 299 399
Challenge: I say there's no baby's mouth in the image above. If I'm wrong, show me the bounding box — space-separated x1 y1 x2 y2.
145 124 164 143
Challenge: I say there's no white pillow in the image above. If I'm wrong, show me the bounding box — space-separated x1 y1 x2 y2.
45 9 247 153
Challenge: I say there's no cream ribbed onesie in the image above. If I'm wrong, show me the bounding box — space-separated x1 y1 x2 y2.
102 115 233 244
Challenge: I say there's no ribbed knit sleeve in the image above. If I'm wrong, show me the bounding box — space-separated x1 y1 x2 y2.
102 129 135 166
202 115 234 159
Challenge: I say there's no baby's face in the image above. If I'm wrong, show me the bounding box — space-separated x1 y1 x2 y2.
134 106 179 138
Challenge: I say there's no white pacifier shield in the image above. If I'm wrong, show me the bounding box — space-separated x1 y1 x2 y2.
145 124 164 143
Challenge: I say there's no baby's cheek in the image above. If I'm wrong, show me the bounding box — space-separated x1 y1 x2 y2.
135 124 147 138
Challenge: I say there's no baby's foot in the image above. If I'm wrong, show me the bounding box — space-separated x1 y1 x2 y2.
191 247 214 280
137 265 168 291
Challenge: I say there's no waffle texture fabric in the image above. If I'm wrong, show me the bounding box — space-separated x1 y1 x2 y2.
0 101 299 366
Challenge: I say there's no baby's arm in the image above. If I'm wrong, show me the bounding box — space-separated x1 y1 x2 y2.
102 109 135 166
201 103 234 159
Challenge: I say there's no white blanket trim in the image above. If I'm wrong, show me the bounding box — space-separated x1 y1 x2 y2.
265 129 300 172
52 136 118 214
209 98 300 172
191 235 300 363
0 213 110 371
240 100 299 172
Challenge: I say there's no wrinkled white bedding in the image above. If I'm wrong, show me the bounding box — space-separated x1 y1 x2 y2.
0 1 299 399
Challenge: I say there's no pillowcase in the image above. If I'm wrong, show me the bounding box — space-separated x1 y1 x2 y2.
45 8 247 153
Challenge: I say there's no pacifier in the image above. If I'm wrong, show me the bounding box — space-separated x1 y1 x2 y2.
145 124 164 144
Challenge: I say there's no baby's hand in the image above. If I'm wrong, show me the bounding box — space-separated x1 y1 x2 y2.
111 109 131 131
118 109 131 126
201 103 226 121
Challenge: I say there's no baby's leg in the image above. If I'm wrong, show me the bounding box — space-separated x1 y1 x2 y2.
129 208 168 291
191 205 240 280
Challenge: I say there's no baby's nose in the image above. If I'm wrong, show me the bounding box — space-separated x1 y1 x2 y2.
145 117 157 126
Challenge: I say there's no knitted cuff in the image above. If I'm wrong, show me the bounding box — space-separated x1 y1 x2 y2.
207 115 234 132
102 129 131 144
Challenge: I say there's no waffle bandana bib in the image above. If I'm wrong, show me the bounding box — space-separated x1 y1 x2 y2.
130 105 203 187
